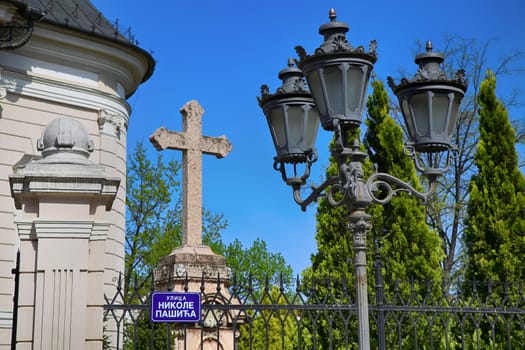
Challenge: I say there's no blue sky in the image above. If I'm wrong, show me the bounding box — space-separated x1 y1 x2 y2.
91 0 525 274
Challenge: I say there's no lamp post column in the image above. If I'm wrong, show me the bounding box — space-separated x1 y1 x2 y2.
343 147 374 350
349 209 372 350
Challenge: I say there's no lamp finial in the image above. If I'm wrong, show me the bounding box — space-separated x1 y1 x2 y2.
426 40 433 52
329 8 336 21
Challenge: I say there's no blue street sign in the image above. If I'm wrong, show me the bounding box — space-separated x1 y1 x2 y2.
150 292 201 323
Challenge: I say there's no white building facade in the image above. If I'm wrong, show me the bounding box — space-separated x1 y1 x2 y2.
0 1 154 348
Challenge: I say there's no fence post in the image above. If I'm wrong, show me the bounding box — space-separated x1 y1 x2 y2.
10 250 20 350
374 240 386 350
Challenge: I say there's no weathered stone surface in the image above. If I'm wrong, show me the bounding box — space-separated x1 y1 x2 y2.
151 101 240 350
155 245 229 283
150 100 232 246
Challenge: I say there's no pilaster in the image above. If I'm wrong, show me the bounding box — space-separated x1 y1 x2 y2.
9 117 119 350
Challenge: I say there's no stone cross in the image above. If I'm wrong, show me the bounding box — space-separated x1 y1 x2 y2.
150 100 232 246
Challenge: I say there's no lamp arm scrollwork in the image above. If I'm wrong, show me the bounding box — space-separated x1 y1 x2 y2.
292 176 339 212
291 169 438 212
366 172 437 205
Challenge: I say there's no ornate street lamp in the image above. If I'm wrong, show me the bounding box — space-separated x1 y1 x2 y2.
295 8 377 132
258 9 468 350
388 40 468 179
258 58 320 186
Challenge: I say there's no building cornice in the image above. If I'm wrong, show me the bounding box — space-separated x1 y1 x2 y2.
29 22 153 98
0 67 130 126
1 0 154 92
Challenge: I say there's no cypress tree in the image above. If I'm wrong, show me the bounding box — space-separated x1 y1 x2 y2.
303 80 443 348
364 80 443 285
302 140 359 349
365 80 443 347
463 70 525 347
464 70 525 285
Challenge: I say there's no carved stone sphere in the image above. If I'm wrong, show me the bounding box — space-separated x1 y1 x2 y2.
38 117 94 161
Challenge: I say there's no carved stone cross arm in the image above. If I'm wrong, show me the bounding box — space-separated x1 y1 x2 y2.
149 100 232 246
150 128 231 159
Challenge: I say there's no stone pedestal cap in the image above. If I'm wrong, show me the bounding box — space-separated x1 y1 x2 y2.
154 245 230 288
9 117 120 210
36 117 95 163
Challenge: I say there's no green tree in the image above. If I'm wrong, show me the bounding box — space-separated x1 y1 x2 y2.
301 137 358 349
464 71 525 285
222 238 293 294
417 36 525 290
302 80 443 349
365 79 443 285
463 71 525 347
364 80 443 348
121 141 295 348
125 142 228 295
223 239 295 350
125 141 182 297
237 286 298 350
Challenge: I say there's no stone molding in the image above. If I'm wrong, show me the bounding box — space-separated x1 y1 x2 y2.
0 66 130 124
10 118 120 208
10 173 120 210
0 311 12 328
14 220 34 240
33 219 94 239
15 220 110 241
155 245 230 286
0 82 6 99
0 68 7 99
98 109 127 136
91 222 111 241
0 67 14 100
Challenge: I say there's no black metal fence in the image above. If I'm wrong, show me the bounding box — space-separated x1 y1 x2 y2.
104 263 525 350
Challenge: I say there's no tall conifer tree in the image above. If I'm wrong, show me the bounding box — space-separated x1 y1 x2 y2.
303 80 443 348
463 70 525 348
464 71 525 285
364 80 443 285
302 141 358 349
364 80 444 347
